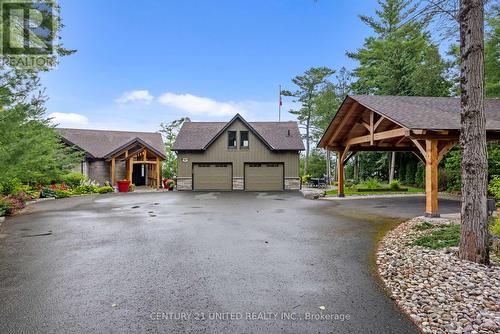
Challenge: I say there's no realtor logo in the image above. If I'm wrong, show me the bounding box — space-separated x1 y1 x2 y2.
1 0 55 55
0 0 57 68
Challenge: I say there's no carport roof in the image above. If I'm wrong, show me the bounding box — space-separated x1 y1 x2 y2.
173 114 305 151
318 95 500 149
348 95 500 130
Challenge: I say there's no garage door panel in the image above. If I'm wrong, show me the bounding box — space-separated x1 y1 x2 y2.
193 163 232 191
245 163 283 191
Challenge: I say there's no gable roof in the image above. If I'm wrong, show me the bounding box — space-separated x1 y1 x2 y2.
173 114 304 151
318 95 500 149
350 95 500 130
57 128 166 159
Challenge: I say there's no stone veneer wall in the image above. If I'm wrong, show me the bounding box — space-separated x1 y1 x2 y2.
285 177 301 190
233 177 244 190
87 159 110 186
177 177 192 191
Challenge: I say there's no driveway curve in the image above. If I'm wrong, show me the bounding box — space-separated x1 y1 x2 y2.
0 192 460 333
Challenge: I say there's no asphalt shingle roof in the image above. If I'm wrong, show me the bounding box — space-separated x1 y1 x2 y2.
173 117 304 151
352 95 500 130
57 128 165 159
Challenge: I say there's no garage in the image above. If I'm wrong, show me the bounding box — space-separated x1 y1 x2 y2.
193 163 232 191
244 163 284 191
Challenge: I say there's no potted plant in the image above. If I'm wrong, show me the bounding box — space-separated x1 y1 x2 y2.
117 179 131 192
163 178 175 191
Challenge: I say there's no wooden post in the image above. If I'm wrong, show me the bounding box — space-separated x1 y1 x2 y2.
337 151 345 197
156 157 161 190
425 140 439 217
128 160 133 183
111 157 116 186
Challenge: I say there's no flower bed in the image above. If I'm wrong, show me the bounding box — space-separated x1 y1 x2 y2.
377 217 500 334
0 174 118 218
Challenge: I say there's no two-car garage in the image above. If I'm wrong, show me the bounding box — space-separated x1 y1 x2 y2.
192 163 284 191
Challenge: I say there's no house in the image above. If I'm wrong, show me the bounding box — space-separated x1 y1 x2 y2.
172 114 304 191
58 128 166 188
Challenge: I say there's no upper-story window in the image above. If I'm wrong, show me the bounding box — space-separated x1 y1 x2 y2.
228 131 237 149
240 131 249 149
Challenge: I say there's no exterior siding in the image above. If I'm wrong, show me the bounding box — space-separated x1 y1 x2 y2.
86 159 126 185
177 120 300 180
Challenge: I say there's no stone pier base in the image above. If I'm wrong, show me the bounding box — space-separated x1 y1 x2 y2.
176 177 192 191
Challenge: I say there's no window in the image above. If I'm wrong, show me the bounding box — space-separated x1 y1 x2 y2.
240 131 249 149
228 131 237 148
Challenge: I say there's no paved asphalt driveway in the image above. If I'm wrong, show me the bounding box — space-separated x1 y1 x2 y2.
0 192 460 333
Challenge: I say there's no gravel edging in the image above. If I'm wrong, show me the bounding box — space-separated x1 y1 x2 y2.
377 216 500 334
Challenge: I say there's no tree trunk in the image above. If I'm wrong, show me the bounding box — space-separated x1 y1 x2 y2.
389 152 396 183
305 116 310 175
353 155 359 183
458 0 489 264
326 150 331 184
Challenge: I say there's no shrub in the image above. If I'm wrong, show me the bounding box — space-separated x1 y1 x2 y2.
301 175 311 184
54 189 72 198
488 176 500 198
72 179 99 195
360 177 382 190
62 173 87 188
388 179 401 190
0 198 11 216
19 185 40 199
97 186 114 194
40 188 57 198
491 216 500 236
1 195 26 215
72 185 99 195
0 178 22 195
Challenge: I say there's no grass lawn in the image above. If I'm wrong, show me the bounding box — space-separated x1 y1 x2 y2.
326 186 424 196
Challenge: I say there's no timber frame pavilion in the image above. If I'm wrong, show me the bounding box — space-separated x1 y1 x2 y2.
318 95 500 217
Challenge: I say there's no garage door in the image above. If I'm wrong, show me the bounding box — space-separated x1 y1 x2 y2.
193 163 232 191
245 163 284 191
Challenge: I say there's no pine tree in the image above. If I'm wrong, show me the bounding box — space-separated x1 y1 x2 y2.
347 0 452 182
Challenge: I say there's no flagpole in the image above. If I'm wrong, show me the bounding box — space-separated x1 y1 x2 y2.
278 85 282 122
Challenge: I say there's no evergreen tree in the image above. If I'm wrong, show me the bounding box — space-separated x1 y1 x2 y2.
159 117 191 178
0 0 79 187
347 0 452 183
282 67 335 175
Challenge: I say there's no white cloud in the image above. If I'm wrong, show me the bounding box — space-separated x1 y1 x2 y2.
49 112 89 127
115 90 154 104
158 92 244 117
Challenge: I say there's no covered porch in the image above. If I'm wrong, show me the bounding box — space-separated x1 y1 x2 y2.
106 138 164 189
318 95 500 217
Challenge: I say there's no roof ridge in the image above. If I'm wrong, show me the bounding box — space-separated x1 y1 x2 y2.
57 128 161 134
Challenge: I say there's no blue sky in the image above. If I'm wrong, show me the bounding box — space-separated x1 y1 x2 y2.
42 0 379 131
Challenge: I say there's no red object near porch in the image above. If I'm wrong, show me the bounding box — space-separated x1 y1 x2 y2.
117 180 131 192
163 178 174 190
